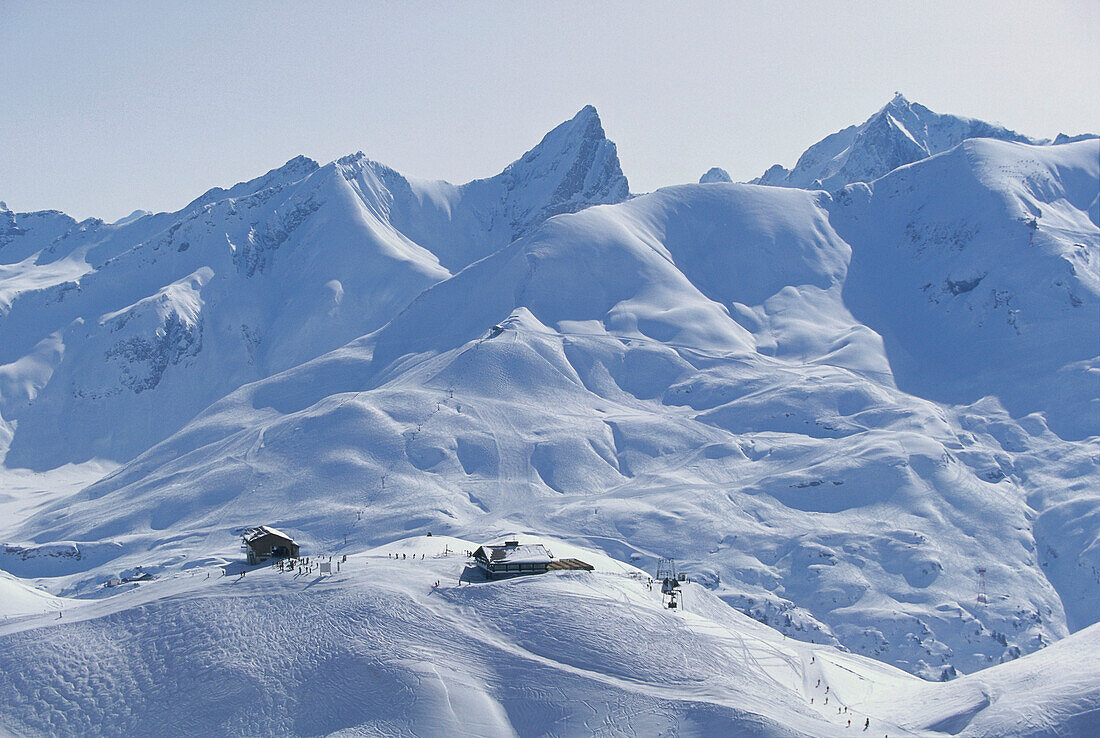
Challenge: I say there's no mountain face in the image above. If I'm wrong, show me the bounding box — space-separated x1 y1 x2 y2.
756 94 1043 191
335 105 629 272
0 107 629 470
1 99 1097 707
10 134 1096 683
832 138 1100 440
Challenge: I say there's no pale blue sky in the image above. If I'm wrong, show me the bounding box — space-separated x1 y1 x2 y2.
2 1 1097 221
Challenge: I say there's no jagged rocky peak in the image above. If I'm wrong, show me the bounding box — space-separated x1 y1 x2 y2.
757 93 1040 192
185 154 320 211
495 105 630 235
333 151 410 194
700 167 733 184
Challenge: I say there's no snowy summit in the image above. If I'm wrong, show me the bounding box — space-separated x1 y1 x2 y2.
0 97 1097 736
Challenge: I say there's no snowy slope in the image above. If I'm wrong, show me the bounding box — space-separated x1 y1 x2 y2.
831 137 1100 439
0 107 628 470
0 535 1096 737
14 168 1096 681
1 100 1097 734
0 157 449 469
755 94 1049 191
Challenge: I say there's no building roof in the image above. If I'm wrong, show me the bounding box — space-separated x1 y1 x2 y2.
245 526 297 545
476 541 553 565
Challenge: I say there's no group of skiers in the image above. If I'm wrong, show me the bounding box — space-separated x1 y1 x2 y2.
811 676 871 730
271 554 347 576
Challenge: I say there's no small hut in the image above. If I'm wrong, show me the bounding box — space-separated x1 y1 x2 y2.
243 526 300 565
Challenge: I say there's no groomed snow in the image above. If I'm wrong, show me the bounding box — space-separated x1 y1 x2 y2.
0 535 1095 737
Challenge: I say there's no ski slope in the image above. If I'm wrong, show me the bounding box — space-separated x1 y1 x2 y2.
1 535 1096 737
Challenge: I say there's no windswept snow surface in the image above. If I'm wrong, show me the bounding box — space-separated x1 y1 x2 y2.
1 100 1098 735
1 536 1097 737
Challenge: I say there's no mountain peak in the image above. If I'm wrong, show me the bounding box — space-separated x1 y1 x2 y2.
186 155 319 211
491 106 629 238
700 167 733 184
886 91 910 108
519 105 610 164
575 103 599 120
565 104 602 134
757 96 1039 191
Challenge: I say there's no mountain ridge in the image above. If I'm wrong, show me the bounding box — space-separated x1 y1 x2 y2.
752 93 1077 192
0 107 629 469
0 102 1097 698
14 137 1096 680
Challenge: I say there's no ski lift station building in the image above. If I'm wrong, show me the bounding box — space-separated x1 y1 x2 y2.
243 526 300 565
473 538 593 578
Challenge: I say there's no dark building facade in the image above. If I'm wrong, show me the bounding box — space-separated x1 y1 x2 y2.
243 526 300 565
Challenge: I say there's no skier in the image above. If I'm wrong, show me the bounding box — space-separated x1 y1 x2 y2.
863 718 869 731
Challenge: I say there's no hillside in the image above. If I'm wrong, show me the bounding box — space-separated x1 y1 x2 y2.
0 107 628 470
11 136 1097 681
1 535 1097 737
0 100 1097 735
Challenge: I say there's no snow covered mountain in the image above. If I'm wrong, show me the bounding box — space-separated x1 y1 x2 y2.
699 166 733 184
1 101 1097 735
9 134 1096 682
0 106 629 470
832 137 1099 440
755 93 1050 191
